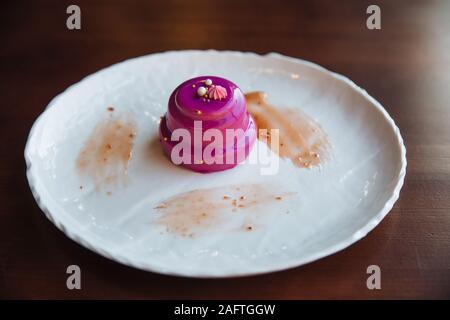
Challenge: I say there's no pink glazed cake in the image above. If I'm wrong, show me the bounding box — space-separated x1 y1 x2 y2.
159 76 257 173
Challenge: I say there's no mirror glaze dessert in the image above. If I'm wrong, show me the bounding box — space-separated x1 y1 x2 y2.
159 76 257 173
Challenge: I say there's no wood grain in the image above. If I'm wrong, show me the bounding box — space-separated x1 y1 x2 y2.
1 0 449 299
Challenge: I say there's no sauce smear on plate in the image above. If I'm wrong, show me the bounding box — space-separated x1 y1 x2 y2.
246 91 330 169
153 184 295 237
76 114 137 189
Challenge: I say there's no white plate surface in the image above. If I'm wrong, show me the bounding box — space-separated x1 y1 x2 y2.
25 51 406 277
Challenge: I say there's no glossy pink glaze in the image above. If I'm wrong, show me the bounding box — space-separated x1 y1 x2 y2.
159 76 257 173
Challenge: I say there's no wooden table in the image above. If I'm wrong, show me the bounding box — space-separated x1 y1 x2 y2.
1 0 449 299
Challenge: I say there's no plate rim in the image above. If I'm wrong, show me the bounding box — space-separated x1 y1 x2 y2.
24 50 407 278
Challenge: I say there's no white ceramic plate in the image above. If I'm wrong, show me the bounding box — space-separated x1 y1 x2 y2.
25 51 406 277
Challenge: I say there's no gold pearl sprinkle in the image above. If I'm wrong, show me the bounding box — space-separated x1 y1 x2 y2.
163 137 168 141
192 84 196 88
196 110 202 115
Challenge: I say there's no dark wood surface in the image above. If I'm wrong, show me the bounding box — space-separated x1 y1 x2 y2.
1 0 450 299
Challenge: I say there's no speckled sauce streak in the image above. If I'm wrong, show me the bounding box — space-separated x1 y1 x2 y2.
245 91 330 169
153 184 295 237
76 113 137 189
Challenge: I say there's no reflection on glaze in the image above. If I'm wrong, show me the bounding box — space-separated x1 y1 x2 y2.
76 112 137 190
153 184 295 237
245 91 330 169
